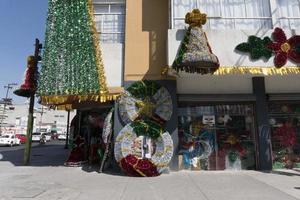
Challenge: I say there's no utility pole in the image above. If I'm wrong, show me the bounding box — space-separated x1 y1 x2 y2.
0 83 17 134
23 39 42 165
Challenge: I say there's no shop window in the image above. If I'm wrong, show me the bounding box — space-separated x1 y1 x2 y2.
172 0 272 29
178 104 256 170
277 0 300 29
93 0 125 43
269 103 300 169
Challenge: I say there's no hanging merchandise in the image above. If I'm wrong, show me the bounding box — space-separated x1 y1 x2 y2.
14 56 39 97
235 27 300 68
114 123 173 177
172 9 220 74
118 80 173 124
38 0 117 106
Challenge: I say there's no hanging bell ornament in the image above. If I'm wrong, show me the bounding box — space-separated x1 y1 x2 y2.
14 56 39 97
172 9 220 74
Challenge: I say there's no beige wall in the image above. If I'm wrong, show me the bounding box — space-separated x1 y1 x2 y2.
124 0 169 81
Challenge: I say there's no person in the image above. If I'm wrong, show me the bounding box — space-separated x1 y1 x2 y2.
40 133 46 144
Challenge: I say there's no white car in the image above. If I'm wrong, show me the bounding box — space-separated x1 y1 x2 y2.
0 134 20 147
32 132 42 142
42 132 52 141
58 133 66 140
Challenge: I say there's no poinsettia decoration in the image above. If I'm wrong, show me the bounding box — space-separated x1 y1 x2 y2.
267 28 300 67
235 27 300 68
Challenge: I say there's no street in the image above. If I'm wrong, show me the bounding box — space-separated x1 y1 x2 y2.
0 141 299 200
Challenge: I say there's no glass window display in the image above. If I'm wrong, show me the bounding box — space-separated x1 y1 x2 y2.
178 104 256 170
269 103 300 169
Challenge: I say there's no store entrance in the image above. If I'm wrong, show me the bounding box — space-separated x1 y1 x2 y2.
178 104 257 170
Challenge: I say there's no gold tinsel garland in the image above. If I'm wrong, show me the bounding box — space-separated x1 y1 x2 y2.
87 0 109 94
163 66 300 76
40 94 119 106
214 66 300 75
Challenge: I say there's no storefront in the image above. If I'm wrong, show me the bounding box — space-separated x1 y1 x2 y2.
178 103 257 170
269 102 300 169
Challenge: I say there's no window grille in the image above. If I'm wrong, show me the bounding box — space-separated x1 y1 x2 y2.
172 0 272 29
93 0 125 43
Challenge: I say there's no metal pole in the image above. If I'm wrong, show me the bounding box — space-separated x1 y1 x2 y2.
23 39 42 165
65 110 70 149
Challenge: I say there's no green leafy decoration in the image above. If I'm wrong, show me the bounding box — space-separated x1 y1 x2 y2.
131 119 163 139
235 36 273 60
127 80 160 100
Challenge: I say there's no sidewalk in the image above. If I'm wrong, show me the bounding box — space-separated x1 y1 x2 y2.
0 143 299 200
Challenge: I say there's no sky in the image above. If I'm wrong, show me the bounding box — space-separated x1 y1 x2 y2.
0 0 48 104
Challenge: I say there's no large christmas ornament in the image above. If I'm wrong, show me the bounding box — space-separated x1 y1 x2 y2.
38 0 116 106
14 56 39 97
235 27 300 68
116 80 174 177
118 81 173 124
114 123 173 177
172 9 220 74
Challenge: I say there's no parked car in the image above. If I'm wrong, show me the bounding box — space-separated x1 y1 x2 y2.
43 132 52 141
16 134 27 144
32 132 42 142
0 134 20 147
58 133 67 140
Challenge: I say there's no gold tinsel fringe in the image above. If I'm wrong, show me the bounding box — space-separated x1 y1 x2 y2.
40 94 119 107
214 67 300 75
87 0 109 94
164 66 300 76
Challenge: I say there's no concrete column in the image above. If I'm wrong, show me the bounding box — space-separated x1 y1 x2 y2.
252 77 272 170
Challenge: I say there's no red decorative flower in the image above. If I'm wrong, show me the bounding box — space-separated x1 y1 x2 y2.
267 27 300 67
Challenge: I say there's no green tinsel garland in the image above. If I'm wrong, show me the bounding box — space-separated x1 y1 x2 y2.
127 80 160 100
131 119 163 139
39 0 104 96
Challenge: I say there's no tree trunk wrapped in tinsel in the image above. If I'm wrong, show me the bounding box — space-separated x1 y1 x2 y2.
172 9 219 74
38 0 116 106
14 56 39 97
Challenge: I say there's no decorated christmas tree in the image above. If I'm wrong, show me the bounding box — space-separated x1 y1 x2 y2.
38 0 115 106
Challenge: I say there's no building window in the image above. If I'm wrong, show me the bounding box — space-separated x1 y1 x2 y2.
277 0 300 29
93 0 125 43
172 0 272 29
269 102 300 169
178 104 256 170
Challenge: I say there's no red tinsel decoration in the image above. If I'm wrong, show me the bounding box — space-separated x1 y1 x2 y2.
14 56 39 97
64 136 87 167
267 27 300 68
120 154 159 177
20 66 38 90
